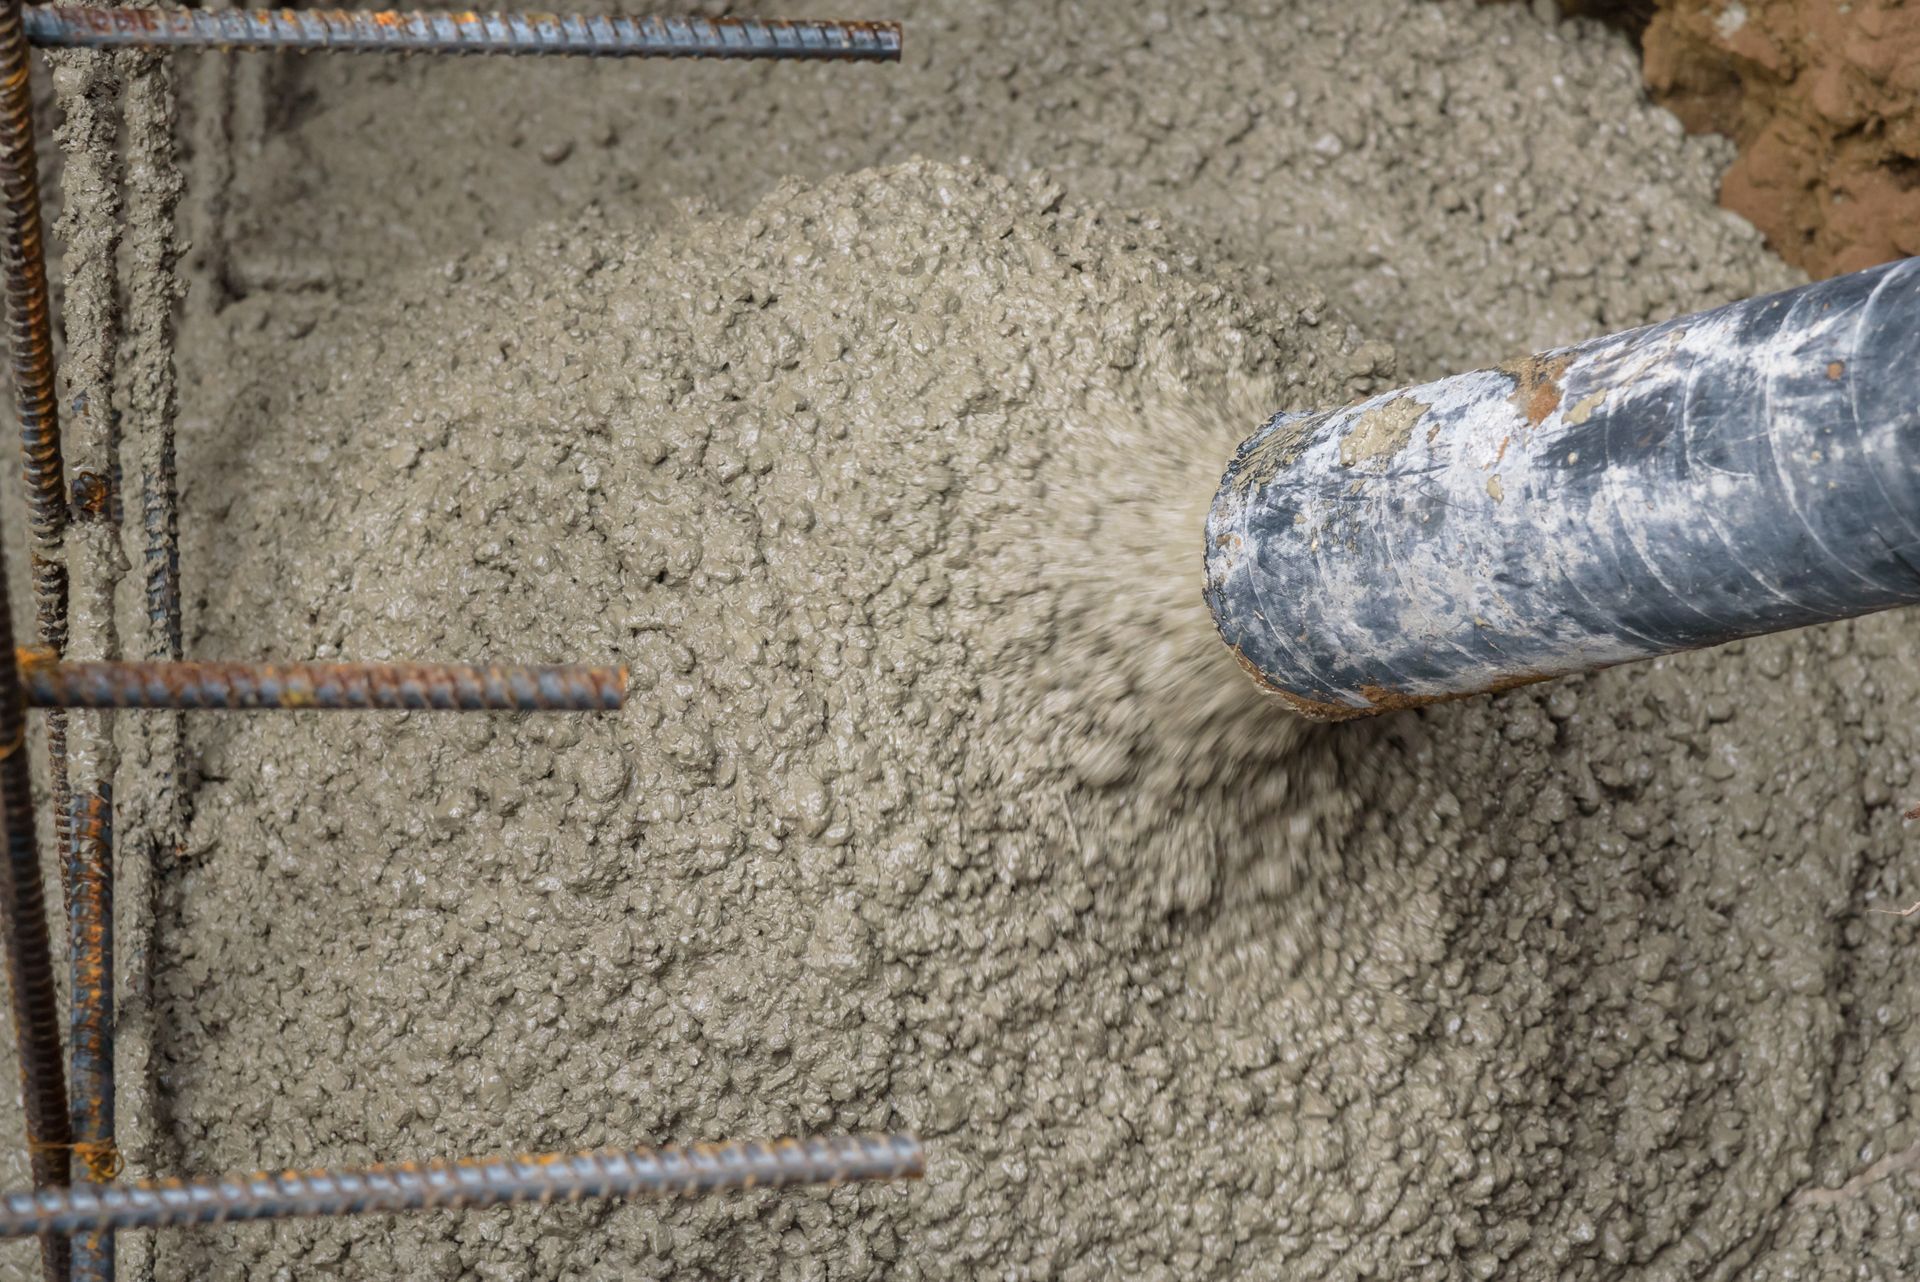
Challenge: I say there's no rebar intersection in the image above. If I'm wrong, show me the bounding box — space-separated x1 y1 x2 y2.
0 7 913 1280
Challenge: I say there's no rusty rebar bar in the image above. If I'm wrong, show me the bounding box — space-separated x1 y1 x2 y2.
1 0 72 911
0 2 65 550
0 2 72 1276
65 789 111 1282
17 653 628 711
21 8 903 60
0 1134 924 1236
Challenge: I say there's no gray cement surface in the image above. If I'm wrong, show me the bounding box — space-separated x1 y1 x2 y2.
4 1 1919 1279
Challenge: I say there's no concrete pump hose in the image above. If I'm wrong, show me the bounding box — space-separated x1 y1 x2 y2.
1205 256 1920 721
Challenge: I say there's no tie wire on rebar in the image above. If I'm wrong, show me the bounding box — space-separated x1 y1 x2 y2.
0 6 912 1277
0 1135 925 1237
22 7 903 60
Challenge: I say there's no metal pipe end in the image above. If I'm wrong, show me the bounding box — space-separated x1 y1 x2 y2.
1203 409 1553 721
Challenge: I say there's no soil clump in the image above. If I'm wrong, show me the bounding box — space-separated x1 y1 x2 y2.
1642 0 1920 276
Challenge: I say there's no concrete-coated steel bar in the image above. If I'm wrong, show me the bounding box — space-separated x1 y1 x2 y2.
0 1135 924 1236
65 790 112 1282
17 654 627 711
0 12 70 1277
0 281 69 1282
21 8 902 60
1207 256 1920 720
0 0 71 941
0 2 64 569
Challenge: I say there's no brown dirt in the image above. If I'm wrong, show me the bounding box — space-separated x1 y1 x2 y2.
1640 0 1920 276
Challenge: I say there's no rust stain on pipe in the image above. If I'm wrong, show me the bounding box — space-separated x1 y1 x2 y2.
1224 639 1554 723
1499 352 1571 428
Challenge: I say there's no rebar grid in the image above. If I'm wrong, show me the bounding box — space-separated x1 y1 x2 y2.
0 1135 925 1237
0 10 914 1278
23 8 903 60
18 653 629 711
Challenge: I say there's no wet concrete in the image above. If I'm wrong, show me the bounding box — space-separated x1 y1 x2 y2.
2 1 1919 1279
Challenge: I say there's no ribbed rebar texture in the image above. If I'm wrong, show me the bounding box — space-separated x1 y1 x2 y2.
0 1135 925 1236
0 5 73 1274
17 653 628 711
126 46 183 666
65 789 112 1282
1 0 71 910
22 8 903 60
0 3 65 545
117 63 188 1282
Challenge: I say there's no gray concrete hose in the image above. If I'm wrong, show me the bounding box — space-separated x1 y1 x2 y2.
1206 256 1920 720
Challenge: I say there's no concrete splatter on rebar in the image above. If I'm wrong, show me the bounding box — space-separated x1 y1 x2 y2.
62 790 111 1281
0 12 916 1282
17 655 630 713
0 0 75 1272
0 1135 924 1238
21 8 902 61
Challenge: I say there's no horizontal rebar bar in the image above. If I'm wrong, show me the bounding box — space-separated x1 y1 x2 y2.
17 652 626 711
21 8 902 60
0 1134 924 1236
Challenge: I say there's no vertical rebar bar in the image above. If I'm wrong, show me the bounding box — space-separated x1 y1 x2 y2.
117 44 187 1282
65 789 111 1281
0 0 73 1276
0 0 70 895
0 0 68 534
48 0 127 942
126 44 181 667
47 34 126 1276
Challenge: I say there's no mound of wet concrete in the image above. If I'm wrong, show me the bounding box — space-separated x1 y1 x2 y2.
149 152 1920 1282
